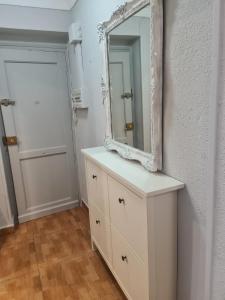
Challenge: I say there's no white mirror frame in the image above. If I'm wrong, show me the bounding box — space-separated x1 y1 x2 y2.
98 0 163 172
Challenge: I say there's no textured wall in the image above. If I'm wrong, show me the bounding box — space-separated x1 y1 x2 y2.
71 0 214 299
211 1 225 299
163 0 213 299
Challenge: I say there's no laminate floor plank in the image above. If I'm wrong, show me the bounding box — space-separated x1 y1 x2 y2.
0 207 126 300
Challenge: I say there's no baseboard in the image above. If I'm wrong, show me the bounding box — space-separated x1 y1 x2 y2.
0 213 17 231
81 199 89 209
0 223 14 233
19 199 79 223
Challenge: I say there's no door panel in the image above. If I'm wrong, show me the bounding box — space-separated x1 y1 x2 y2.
109 50 133 146
86 160 109 218
89 204 112 265
108 176 148 262
111 226 130 295
5 62 67 151
109 63 125 143
21 153 70 210
0 48 78 222
111 225 148 300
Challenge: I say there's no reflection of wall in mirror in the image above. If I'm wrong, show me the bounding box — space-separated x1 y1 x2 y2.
109 7 151 153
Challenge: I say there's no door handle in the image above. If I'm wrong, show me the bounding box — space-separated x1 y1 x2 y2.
0 98 15 107
118 198 125 205
121 91 133 99
121 256 128 263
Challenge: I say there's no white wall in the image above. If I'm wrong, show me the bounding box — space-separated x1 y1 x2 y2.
71 0 126 202
67 44 91 204
0 4 72 32
163 0 213 299
70 0 218 299
0 0 77 10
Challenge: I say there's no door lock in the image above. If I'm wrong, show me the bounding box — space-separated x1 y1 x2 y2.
0 98 15 107
2 136 18 146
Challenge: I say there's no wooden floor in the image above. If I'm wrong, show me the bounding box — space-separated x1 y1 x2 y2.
0 207 126 300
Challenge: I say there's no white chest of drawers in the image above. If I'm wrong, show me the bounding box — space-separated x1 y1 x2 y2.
82 147 184 300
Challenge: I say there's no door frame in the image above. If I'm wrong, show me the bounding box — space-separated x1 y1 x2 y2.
0 137 14 229
109 46 134 146
0 41 78 227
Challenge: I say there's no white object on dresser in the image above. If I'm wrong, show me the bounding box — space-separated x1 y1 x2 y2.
82 147 184 300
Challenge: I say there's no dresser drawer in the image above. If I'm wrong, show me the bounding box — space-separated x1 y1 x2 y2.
86 160 109 218
111 226 148 300
89 204 112 265
108 176 148 261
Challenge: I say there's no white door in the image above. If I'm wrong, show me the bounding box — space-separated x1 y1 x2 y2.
109 49 133 146
0 48 78 223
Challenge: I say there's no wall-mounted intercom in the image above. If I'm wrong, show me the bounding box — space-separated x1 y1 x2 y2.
71 88 88 110
68 22 88 111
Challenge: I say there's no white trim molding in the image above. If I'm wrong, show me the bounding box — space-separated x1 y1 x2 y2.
0 0 77 10
98 0 163 172
19 199 79 223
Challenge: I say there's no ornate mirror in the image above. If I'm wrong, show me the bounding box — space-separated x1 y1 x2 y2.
98 0 163 172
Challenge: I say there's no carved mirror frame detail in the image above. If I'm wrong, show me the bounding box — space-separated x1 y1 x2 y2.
98 0 163 172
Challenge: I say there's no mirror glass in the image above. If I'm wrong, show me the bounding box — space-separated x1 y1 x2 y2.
108 5 151 152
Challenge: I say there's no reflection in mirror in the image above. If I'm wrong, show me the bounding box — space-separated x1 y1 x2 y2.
108 5 151 152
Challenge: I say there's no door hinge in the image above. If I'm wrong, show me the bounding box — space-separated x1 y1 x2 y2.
2 136 18 146
0 98 15 107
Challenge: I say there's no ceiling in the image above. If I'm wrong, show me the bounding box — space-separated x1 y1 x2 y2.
0 0 78 10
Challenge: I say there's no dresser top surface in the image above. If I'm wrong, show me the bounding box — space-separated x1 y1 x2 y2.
82 147 184 197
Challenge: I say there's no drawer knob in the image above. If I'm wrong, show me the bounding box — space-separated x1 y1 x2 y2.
121 255 128 262
92 175 97 179
96 219 100 224
118 198 125 205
